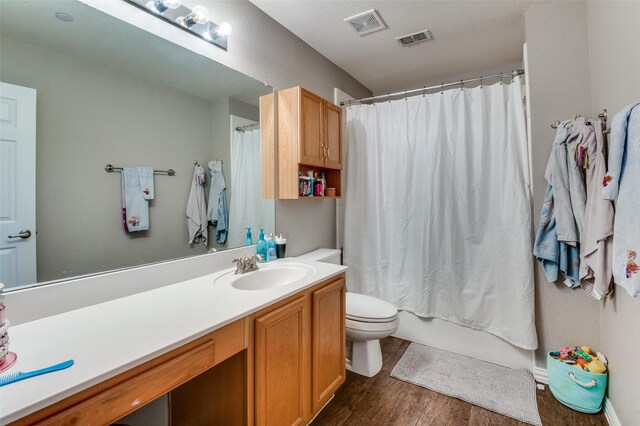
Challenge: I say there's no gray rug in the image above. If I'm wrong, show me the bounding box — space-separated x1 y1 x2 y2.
391 343 542 426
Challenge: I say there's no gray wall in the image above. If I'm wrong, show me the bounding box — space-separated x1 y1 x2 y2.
586 2 640 424
526 2 640 423
1 36 214 282
524 1 599 366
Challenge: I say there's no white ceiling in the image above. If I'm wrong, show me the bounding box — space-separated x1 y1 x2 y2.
251 0 536 95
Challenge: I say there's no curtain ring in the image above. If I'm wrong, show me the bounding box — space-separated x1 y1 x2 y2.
405 90 408 101
500 73 503 85
423 86 426 98
441 83 444 95
460 79 464 91
511 71 515 83
480 76 483 89
388 93 391 103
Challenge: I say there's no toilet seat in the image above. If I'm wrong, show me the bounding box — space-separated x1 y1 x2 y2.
346 315 399 332
346 292 398 322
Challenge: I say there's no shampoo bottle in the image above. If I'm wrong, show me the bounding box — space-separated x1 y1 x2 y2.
267 233 277 261
256 229 267 262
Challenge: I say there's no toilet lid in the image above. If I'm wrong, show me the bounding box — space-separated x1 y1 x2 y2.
346 292 398 321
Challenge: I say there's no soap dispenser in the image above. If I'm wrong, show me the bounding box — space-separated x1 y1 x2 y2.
267 233 277 261
256 228 267 262
245 228 253 246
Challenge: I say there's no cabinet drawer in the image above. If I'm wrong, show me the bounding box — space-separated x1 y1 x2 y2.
15 319 245 426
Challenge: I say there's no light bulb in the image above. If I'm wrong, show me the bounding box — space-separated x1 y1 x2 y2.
216 22 232 36
146 0 181 13
185 5 209 26
163 0 181 9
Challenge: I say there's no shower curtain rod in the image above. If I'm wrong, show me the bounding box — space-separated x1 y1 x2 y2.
340 69 525 106
235 123 260 132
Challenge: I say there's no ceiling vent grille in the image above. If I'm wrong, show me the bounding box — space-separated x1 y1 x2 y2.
344 9 386 36
395 29 434 47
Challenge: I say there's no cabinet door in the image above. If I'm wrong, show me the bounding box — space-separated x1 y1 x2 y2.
312 278 346 412
255 296 310 426
323 102 342 169
299 89 324 167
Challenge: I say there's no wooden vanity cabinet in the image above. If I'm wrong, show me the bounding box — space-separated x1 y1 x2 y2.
253 274 346 425
311 277 346 412
276 86 343 199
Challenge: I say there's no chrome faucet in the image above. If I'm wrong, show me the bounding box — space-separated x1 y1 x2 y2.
231 254 263 274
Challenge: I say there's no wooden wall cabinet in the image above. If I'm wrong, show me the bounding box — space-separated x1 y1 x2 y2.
277 87 343 199
253 275 346 425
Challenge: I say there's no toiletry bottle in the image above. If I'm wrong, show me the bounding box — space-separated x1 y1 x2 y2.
245 228 253 246
256 229 267 262
308 170 315 197
276 235 287 258
267 233 277 261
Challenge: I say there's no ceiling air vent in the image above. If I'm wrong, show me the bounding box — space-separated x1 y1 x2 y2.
395 29 434 47
344 9 386 36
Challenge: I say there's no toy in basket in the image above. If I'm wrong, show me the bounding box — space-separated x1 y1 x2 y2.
547 345 608 413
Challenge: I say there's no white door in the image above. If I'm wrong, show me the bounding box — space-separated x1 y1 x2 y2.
0 82 37 289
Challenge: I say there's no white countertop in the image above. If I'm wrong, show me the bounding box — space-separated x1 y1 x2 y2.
0 258 347 424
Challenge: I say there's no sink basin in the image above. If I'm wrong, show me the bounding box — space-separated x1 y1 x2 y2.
215 262 316 291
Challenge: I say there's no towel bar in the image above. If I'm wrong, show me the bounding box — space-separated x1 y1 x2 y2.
104 164 175 176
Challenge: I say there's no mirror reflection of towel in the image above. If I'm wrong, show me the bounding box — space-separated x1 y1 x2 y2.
187 165 208 244
121 167 152 232
207 160 225 224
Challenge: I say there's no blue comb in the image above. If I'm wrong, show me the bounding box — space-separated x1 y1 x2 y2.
0 359 74 387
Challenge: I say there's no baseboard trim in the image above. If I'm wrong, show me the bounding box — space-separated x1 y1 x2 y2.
603 396 621 426
533 366 549 384
531 366 619 426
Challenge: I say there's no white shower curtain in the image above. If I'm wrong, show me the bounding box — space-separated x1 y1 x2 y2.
344 76 537 350
228 128 275 248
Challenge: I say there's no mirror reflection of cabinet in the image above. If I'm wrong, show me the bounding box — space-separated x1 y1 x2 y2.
275 87 342 199
260 93 276 199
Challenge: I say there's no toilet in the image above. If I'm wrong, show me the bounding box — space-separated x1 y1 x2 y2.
297 249 400 377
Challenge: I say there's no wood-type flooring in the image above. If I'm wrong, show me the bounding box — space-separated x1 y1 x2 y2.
312 337 608 426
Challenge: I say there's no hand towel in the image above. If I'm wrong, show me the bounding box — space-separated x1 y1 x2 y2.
136 166 154 200
186 164 208 245
122 167 150 232
207 160 226 225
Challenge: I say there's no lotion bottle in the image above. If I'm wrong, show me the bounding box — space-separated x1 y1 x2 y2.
256 228 267 262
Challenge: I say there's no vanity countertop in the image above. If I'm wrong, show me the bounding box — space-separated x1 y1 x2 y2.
0 258 347 424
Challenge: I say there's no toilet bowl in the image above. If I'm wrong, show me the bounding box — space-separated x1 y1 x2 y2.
345 292 399 377
297 249 400 377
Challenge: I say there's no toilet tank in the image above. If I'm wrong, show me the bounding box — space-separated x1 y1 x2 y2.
297 248 341 265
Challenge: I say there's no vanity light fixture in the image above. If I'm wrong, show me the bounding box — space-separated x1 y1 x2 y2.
124 0 229 50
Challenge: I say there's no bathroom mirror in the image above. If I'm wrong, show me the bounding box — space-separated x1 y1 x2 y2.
0 0 275 290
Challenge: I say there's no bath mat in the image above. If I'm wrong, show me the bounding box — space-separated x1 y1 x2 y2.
391 343 541 426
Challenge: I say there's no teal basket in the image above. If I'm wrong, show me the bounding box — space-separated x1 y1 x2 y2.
547 353 607 413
